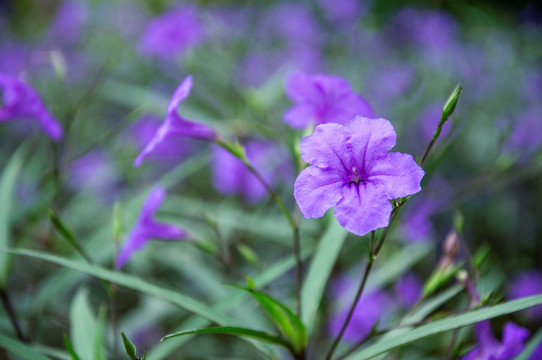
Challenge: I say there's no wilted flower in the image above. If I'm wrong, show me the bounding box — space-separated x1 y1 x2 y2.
294 117 424 236
508 271 542 320
116 187 185 269
461 321 529 360
140 6 204 59
0 73 63 141
212 140 291 203
284 72 375 129
134 75 217 167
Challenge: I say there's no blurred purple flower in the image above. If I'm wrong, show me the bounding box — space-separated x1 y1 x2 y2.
68 149 120 200
0 73 63 141
395 272 423 308
392 8 458 52
0 42 30 76
128 115 193 166
461 321 529 360
49 0 89 46
263 3 320 46
368 64 415 111
329 276 393 342
284 72 375 129
318 0 364 24
134 75 217 167
212 140 291 203
294 117 424 236
116 187 186 269
508 271 542 320
529 341 542 360
140 6 204 59
506 107 542 157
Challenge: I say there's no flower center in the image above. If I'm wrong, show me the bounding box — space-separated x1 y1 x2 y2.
351 166 365 185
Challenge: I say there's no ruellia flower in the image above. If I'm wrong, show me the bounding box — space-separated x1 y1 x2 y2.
508 271 542 320
140 6 204 59
116 187 185 269
461 321 529 360
294 116 424 236
134 75 217 167
284 71 375 129
0 74 63 141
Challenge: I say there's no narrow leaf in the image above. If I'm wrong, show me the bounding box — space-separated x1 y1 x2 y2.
235 286 307 353
0 334 53 360
69 287 96 360
63 334 82 360
302 218 347 330
345 294 542 360
7 248 235 326
94 305 107 360
162 327 291 349
0 142 29 287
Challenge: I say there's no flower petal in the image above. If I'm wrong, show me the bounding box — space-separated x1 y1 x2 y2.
300 122 353 173
167 75 193 115
348 117 397 167
140 187 167 219
334 182 392 236
368 152 424 199
285 71 322 102
294 166 344 218
283 104 316 129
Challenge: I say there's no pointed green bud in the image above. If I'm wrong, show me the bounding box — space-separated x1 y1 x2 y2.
453 211 464 234
237 243 260 269
441 84 462 122
49 51 67 82
246 276 256 290
121 332 138 360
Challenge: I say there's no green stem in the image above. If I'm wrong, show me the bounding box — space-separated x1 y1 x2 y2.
0 288 28 343
242 159 303 316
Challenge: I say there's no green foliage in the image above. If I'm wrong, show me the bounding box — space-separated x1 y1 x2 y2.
0 334 52 360
121 333 138 360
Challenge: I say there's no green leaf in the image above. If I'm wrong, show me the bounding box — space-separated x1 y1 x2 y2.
423 264 463 298
0 334 53 360
48 209 92 264
0 142 29 287
70 287 96 360
7 248 235 326
235 286 307 354
236 243 260 268
121 333 138 360
302 218 347 330
94 305 107 360
344 294 542 360
63 333 82 360
162 327 291 349
146 247 314 360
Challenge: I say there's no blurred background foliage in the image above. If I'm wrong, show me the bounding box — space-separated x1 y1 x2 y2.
1 0 542 359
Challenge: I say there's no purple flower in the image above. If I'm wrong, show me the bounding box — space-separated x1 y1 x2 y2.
328 278 393 342
128 115 193 166
294 117 424 236
401 197 438 242
0 74 63 141
461 321 529 360
318 0 365 24
529 341 542 360
284 72 375 129
140 6 204 59
212 140 291 203
0 42 30 76
116 187 186 269
508 271 542 320
134 75 217 167
49 0 89 46
395 272 423 308
505 107 542 158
